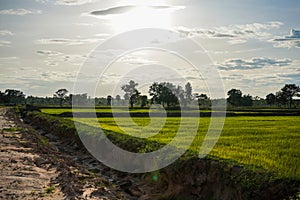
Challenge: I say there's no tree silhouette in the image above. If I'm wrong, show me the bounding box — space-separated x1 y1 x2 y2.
266 93 276 105
107 95 112 106
227 89 242 107
115 95 121 105
196 93 210 108
139 95 148 108
121 80 140 108
4 89 25 105
242 94 253 106
54 88 68 107
279 84 300 107
185 82 192 106
149 82 178 108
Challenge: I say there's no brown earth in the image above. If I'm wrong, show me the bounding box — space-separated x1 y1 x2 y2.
0 107 160 200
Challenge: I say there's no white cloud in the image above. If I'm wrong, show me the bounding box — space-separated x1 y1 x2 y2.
272 29 300 48
0 40 11 47
55 0 95 6
88 5 185 18
0 57 18 60
0 9 42 15
35 38 100 45
175 21 283 44
119 55 157 66
36 50 62 56
0 30 14 36
218 57 292 71
36 50 87 66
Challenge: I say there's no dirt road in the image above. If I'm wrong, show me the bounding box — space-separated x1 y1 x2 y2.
0 107 139 199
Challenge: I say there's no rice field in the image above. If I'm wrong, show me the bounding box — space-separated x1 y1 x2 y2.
71 115 300 180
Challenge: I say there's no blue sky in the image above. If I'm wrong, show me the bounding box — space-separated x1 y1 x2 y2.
0 0 299 98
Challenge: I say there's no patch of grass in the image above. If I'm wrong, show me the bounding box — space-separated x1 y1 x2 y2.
40 137 49 145
2 127 23 132
73 116 300 180
45 186 55 194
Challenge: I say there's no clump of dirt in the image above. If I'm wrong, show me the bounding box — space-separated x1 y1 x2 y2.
156 157 300 200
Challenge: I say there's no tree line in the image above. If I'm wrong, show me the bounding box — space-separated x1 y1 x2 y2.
0 82 299 108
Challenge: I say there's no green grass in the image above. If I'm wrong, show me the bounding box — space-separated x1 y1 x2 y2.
41 108 154 114
72 116 300 180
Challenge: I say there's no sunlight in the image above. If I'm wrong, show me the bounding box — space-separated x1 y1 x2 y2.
109 6 173 32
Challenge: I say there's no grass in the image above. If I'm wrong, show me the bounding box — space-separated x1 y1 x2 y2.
72 116 300 180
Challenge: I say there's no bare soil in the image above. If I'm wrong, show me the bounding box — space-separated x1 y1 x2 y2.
0 108 158 199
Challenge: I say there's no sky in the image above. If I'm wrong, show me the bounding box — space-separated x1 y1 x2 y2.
0 0 299 98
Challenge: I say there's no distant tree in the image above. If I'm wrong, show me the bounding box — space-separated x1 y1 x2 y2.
266 93 276 105
4 89 25 105
115 95 121 105
280 84 300 107
139 95 148 108
70 93 87 105
227 89 243 107
0 91 7 104
121 80 140 108
54 88 68 107
275 91 286 106
149 82 178 108
196 93 210 108
174 85 185 106
242 94 253 106
107 95 112 106
185 82 192 105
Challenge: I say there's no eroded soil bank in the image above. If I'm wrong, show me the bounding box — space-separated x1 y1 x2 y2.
4 107 299 199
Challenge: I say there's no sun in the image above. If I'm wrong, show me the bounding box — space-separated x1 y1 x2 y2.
109 6 173 32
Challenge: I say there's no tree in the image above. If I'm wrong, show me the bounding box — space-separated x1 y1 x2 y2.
174 85 185 106
70 93 87 105
242 94 253 106
149 82 178 108
4 89 25 105
266 93 276 105
54 88 68 107
280 84 300 107
115 95 121 105
107 95 112 106
185 82 192 106
196 93 210 108
227 89 242 107
121 80 140 108
139 95 148 108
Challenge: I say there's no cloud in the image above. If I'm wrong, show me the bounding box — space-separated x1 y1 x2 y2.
36 50 62 56
277 72 300 81
272 29 300 48
35 0 48 3
55 0 95 6
218 57 292 71
89 5 184 18
0 9 42 15
175 21 283 44
0 30 14 36
36 50 87 66
119 56 157 66
0 57 18 60
0 40 11 47
35 38 100 45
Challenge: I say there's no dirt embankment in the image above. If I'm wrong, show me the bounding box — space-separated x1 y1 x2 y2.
13 108 300 199
0 107 148 200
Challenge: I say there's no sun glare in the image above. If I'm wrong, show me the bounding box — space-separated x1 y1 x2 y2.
110 6 173 32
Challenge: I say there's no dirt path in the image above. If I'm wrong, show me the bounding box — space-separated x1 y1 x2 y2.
0 107 143 199
0 107 65 199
